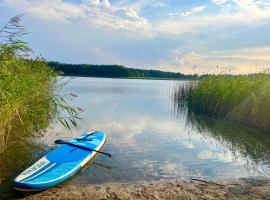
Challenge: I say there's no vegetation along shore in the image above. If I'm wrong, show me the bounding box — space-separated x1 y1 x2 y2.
173 75 270 134
49 61 196 80
0 16 79 198
0 15 58 152
1 15 270 200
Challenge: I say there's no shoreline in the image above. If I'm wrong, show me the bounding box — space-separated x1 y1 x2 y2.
23 178 270 200
58 75 189 81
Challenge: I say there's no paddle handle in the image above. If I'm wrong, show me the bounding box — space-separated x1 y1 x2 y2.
91 148 111 157
60 141 112 157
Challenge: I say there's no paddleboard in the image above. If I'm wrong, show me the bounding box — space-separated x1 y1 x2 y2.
14 131 106 191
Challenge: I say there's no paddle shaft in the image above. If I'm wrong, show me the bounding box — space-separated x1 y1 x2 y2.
55 140 111 157
77 131 98 141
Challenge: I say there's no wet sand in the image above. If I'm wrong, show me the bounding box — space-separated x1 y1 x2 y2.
23 178 270 200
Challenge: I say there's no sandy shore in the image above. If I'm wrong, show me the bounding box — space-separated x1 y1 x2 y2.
22 178 270 200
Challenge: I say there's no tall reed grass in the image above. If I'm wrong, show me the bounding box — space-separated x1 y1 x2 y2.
174 75 270 133
0 16 79 153
0 16 81 197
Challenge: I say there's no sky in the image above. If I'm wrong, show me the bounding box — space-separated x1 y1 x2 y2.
1 0 270 74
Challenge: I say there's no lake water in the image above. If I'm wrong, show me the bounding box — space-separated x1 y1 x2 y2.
46 77 270 184
1 77 270 197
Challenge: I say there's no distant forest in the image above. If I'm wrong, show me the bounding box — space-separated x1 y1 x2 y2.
49 62 195 79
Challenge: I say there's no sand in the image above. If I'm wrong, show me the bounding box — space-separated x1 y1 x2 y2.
23 178 270 200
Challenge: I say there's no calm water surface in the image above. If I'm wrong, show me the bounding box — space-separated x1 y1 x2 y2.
44 77 270 184
2 77 270 198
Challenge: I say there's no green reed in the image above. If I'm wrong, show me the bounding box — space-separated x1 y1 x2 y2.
0 16 81 198
174 75 270 133
0 16 79 153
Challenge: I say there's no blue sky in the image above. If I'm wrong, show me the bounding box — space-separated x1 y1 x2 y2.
1 0 270 74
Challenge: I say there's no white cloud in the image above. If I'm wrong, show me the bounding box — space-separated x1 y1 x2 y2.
2 0 270 73
158 47 270 74
167 5 207 18
197 150 245 163
181 5 207 17
3 0 270 38
211 0 230 5
4 0 152 35
159 0 270 36
153 1 168 8
158 4 270 36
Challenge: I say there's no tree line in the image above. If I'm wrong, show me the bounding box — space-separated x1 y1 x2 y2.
48 62 196 79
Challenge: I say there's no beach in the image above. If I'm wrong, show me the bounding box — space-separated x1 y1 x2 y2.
24 179 270 200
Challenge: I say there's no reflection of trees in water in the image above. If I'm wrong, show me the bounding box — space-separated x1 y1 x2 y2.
188 113 270 173
0 92 52 198
171 86 270 175
0 130 48 198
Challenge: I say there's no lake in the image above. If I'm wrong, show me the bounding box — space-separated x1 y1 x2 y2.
48 77 270 183
1 77 270 197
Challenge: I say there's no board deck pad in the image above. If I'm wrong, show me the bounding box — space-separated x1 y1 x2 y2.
14 131 106 191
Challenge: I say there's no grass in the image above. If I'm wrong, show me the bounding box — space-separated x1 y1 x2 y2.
0 16 81 198
173 75 270 133
0 16 79 153
0 58 57 149
0 16 57 152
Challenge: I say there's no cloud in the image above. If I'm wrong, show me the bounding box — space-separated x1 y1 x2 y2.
181 5 207 17
152 1 168 9
211 0 230 5
197 150 245 163
167 5 207 18
2 0 270 73
4 0 270 37
3 0 152 35
5 0 86 22
158 3 270 36
158 47 270 74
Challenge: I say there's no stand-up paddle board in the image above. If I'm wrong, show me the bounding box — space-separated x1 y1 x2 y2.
14 131 107 191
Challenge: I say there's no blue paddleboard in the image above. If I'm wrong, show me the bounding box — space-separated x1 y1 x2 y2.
14 131 106 191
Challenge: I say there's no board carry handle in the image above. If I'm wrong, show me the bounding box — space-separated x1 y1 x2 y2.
54 139 112 157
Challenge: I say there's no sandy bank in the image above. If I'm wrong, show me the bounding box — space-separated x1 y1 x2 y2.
23 179 270 200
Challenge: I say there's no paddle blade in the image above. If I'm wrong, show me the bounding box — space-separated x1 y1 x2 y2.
54 139 65 144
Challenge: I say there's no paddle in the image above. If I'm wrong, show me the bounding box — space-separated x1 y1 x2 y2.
76 131 98 141
54 139 112 157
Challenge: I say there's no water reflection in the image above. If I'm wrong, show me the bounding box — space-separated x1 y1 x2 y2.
172 82 270 175
187 112 270 173
3 77 270 199
45 77 270 186
0 135 47 198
